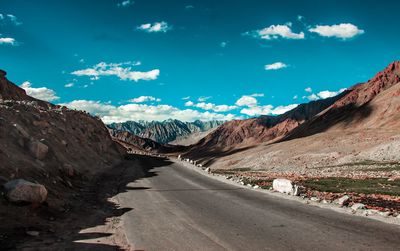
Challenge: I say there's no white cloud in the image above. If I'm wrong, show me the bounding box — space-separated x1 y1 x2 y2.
265 62 287 71
182 96 191 100
304 88 346 101
129 96 161 103
240 105 272 116
185 5 194 9
235 95 258 107
271 104 299 115
236 94 298 116
239 104 298 116
137 21 171 33
6 14 21 25
197 96 211 102
0 37 15 45
64 83 74 88
20 81 59 102
117 0 134 7
317 88 347 99
0 14 22 25
250 93 264 97
184 101 194 106
71 62 159 82
246 23 305 40
293 95 298 99
59 100 237 123
185 101 237 112
305 93 318 101
305 87 312 92
220 41 227 48
309 23 364 39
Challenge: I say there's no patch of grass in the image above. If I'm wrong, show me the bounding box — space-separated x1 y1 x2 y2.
313 161 400 169
303 178 400 196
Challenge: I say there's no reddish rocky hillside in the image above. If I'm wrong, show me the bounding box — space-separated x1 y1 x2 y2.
185 87 347 157
284 61 400 140
0 70 124 206
184 61 400 165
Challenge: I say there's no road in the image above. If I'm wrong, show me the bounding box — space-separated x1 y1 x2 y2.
117 155 400 251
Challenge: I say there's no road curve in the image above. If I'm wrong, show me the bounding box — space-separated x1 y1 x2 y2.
117 155 400 251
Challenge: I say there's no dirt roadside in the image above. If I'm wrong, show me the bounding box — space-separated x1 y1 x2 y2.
0 156 146 251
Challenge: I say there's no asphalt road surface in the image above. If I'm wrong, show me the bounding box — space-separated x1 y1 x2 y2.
117 156 400 251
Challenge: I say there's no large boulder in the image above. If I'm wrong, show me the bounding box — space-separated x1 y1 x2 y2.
28 140 49 160
272 178 300 196
4 179 48 204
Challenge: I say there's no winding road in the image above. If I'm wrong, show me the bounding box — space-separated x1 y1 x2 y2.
117 155 400 251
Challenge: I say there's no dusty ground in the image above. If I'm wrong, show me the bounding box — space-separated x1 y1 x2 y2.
0 158 141 251
207 130 400 172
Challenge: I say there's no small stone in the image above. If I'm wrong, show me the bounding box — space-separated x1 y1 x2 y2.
336 195 350 206
253 185 260 189
26 231 39 237
28 140 49 160
310 197 320 202
365 209 379 216
351 203 365 211
379 211 390 217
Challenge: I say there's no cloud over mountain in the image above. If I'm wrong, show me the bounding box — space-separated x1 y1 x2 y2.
20 81 59 102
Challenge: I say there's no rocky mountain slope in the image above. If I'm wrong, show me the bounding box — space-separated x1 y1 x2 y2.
169 127 219 146
109 129 183 154
108 119 224 144
184 61 400 169
0 69 124 234
184 89 347 158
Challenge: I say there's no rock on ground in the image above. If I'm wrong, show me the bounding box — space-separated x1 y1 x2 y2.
272 178 300 196
337 195 350 206
4 179 48 204
351 203 365 211
28 140 49 160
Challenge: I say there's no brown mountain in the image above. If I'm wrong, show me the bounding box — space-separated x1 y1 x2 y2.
184 61 400 167
184 89 347 158
284 61 400 139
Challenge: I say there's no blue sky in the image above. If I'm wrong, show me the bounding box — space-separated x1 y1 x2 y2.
1 0 399 122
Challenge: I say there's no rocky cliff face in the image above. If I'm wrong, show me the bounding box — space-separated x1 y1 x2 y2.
108 119 224 144
0 70 124 205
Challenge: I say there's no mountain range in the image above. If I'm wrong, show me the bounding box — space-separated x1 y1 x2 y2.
107 119 224 144
183 61 400 169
